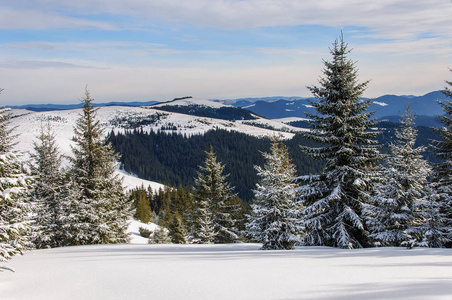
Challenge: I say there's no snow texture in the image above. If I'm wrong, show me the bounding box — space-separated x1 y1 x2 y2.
1 244 452 299
8 103 304 165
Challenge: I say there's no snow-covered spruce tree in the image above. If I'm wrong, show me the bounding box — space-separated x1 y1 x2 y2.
298 35 381 249
246 137 302 250
30 122 70 248
429 72 452 247
0 96 34 265
70 88 131 245
368 107 431 247
190 147 239 244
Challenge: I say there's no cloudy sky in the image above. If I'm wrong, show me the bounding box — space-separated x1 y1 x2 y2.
0 0 451 105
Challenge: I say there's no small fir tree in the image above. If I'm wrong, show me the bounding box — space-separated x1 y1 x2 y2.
298 35 381 249
149 227 171 244
368 107 430 247
131 187 153 224
0 98 35 263
70 88 131 245
246 137 302 250
190 185 216 244
190 147 239 244
168 212 187 244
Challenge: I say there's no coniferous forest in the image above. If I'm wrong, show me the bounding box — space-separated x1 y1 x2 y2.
2 35 452 272
108 129 324 201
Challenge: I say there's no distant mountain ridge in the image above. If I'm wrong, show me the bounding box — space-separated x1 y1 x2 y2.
6 91 449 126
216 91 449 126
7 100 159 112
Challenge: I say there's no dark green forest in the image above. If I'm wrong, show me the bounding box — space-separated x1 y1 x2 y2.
152 104 258 121
108 121 441 202
109 129 323 201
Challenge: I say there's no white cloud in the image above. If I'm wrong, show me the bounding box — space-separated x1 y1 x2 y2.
0 6 116 30
0 1 450 104
5 1 451 40
355 37 452 57
0 60 104 69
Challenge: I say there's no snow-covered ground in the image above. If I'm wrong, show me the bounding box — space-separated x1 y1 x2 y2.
2 241 451 299
9 104 302 156
127 219 159 244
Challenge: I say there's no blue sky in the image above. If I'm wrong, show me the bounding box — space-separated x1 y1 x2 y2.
0 0 451 105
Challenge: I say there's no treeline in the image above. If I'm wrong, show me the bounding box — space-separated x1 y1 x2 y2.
130 147 247 244
109 123 441 202
109 129 324 201
153 104 258 121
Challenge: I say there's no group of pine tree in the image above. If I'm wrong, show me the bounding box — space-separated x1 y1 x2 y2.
0 88 131 270
2 36 452 269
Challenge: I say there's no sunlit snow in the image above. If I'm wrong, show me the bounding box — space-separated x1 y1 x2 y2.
1 242 451 299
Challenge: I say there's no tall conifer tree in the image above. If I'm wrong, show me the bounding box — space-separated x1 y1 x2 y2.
0 89 34 265
246 137 302 250
70 88 131 245
298 35 381 249
30 122 72 248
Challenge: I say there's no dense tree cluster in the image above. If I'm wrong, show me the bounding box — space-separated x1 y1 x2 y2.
2 35 452 261
1 88 133 269
109 129 324 201
295 36 452 249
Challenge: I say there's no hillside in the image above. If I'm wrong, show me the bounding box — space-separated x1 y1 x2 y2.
151 97 259 121
8 104 306 198
9 100 443 201
8 91 450 126
109 129 323 200
9 104 303 155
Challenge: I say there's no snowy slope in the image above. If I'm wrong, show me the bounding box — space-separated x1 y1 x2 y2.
9 105 304 158
152 96 231 109
127 219 159 244
2 244 451 299
8 105 304 190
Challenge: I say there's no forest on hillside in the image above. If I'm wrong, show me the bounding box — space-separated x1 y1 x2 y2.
108 129 324 201
108 121 441 201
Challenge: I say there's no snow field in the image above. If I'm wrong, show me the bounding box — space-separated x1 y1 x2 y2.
1 244 452 300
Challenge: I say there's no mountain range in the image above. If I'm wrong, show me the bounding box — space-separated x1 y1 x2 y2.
215 91 448 126
8 91 449 127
